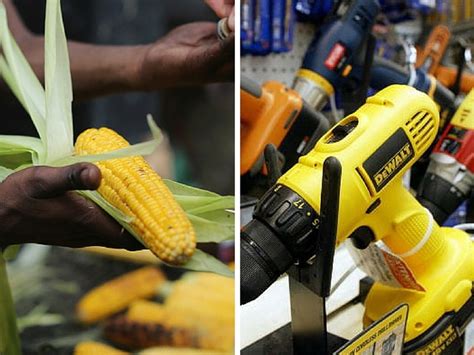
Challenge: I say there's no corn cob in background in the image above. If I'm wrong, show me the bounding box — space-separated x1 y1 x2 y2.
104 315 199 350
103 272 234 351
141 347 232 355
74 341 231 355
75 128 197 266
74 341 128 355
76 266 165 324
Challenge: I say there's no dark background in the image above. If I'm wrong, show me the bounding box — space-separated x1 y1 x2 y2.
2 0 235 194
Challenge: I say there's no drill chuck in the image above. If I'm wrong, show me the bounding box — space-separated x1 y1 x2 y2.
241 184 320 304
417 173 466 223
293 75 330 111
418 157 474 224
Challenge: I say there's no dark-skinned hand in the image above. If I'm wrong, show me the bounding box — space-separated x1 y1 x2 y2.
0 163 143 250
137 22 234 90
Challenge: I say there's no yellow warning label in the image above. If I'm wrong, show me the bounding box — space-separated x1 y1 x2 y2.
336 304 408 355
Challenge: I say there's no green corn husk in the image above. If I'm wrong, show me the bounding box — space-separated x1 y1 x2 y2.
0 0 234 276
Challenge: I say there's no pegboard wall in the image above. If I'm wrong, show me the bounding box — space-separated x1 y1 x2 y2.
240 19 474 86
241 23 315 86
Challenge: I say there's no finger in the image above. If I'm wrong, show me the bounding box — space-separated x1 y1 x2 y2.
108 228 145 251
228 7 235 32
70 197 144 251
25 163 101 199
205 0 234 18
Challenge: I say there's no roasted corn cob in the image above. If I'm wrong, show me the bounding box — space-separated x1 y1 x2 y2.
75 127 196 265
74 341 128 355
104 315 199 350
76 266 165 324
122 300 234 351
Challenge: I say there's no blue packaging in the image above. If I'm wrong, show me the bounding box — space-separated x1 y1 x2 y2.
409 0 436 13
295 0 333 21
250 0 272 55
272 0 296 53
379 0 414 23
241 0 255 54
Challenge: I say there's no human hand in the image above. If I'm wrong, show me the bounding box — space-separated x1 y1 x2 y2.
0 163 142 250
136 22 234 89
204 0 235 32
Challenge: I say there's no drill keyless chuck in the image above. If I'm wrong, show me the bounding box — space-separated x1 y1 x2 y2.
293 76 329 111
241 184 320 304
418 154 474 224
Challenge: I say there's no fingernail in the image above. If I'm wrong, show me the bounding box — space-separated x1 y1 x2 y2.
79 167 99 189
79 167 92 186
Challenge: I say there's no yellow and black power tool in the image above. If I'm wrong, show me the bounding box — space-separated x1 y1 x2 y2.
241 85 473 351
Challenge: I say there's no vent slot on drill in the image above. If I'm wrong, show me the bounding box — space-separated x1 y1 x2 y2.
404 111 435 153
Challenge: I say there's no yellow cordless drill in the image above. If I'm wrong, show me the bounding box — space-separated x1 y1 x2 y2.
241 85 473 349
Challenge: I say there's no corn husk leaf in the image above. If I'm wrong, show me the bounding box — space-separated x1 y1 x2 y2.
17 304 65 332
0 6 46 150
44 0 73 162
182 249 233 277
0 254 20 354
52 140 160 166
164 179 220 197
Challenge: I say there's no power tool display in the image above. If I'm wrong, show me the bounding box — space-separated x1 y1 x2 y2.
241 76 329 179
293 0 380 111
241 86 473 349
417 90 474 224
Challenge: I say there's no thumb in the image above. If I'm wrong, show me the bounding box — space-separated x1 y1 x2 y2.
25 163 102 199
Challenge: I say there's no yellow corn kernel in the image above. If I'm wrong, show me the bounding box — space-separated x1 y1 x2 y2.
126 300 171 325
75 127 196 265
74 341 128 355
165 273 234 311
76 266 165 324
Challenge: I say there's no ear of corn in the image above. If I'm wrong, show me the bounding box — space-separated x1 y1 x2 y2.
104 315 199 350
76 266 165 324
75 127 196 265
74 341 128 355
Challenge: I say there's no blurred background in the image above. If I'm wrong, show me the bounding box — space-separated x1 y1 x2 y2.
0 1 235 354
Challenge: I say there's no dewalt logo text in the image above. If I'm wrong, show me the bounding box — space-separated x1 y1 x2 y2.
363 129 414 192
374 143 412 187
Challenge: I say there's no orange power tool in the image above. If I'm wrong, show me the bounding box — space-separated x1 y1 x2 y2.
436 66 474 94
416 24 451 74
416 24 474 94
241 76 329 177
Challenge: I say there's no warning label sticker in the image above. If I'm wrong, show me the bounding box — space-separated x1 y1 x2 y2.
335 304 408 355
347 241 425 292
